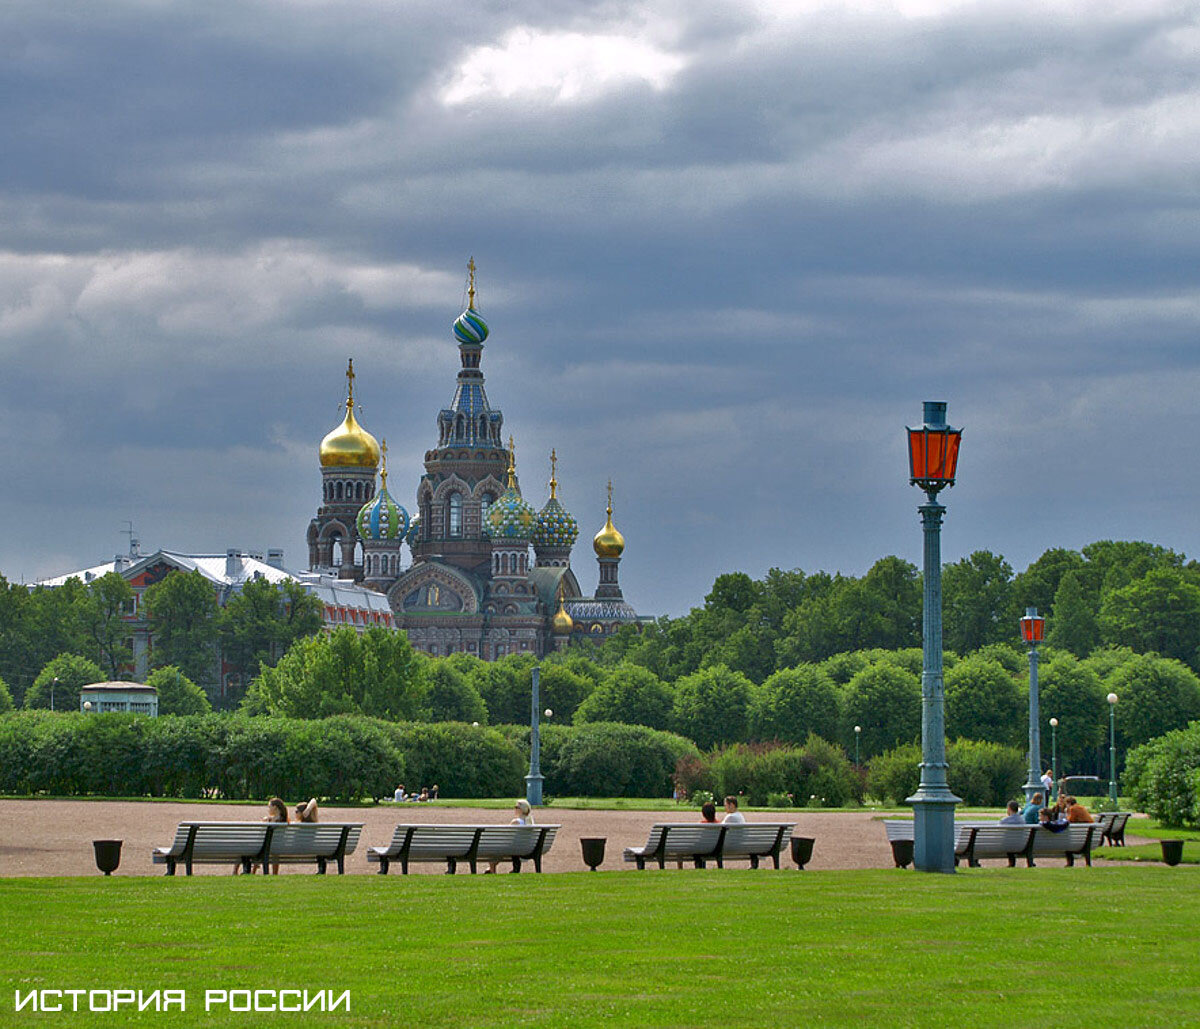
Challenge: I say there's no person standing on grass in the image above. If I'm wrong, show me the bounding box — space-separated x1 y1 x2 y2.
722 796 746 824
485 800 534 874
1022 792 1043 823
1040 769 1053 798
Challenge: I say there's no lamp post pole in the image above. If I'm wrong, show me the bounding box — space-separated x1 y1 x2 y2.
51 677 58 713
854 725 861 766
1019 607 1045 803
1049 717 1059 803
1107 692 1119 808
906 401 962 874
525 667 544 807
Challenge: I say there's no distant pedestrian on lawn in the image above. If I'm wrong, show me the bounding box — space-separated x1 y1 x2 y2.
1040 769 1053 797
722 796 746 824
393 784 406 802
486 800 534 874
295 798 319 822
1022 793 1043 823
999 801 1024 825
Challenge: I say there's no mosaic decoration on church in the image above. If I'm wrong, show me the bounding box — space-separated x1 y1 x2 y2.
533 497 579 549
356 488 409 541
485 489 536 539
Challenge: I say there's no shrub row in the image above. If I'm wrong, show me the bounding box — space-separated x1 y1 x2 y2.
0 712 523 802
866 739 1025 807
1123 721 1200 828
672 736 863 807
494 722 698 798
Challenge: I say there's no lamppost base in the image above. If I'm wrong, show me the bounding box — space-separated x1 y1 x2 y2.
525 774 544 808
907 790 960 873
1022 777 1044 803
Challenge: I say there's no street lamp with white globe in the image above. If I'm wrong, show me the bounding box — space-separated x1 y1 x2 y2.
1048 717 1059 802
1107 692 1119 807
854 725 861 766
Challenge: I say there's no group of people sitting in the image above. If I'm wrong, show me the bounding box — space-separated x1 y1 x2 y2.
392 784 438 803
999 792 1094 831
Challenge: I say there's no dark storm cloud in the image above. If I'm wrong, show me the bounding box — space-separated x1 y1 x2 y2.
3 0 1200 613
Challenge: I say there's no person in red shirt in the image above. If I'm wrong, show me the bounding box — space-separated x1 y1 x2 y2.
1065 796 1094 823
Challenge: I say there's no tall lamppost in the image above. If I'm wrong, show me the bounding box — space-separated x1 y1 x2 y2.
854 725 862 766
1018 607 1045 802
1048 717 1059 802
906 401 963 873
1107 692 1119 807
51 677 59 713
525 667 544 807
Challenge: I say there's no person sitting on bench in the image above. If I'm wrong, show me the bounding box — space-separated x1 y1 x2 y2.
722 796 746 824
999 800 1024 825
485 800 534 874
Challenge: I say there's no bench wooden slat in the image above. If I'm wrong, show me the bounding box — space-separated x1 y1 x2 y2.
367 825 561 875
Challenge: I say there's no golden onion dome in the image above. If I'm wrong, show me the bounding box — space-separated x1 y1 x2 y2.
552 590 574 635
320 359 381 468
592 480 625 558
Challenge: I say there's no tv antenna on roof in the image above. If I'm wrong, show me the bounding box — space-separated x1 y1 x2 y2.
121 520 140 557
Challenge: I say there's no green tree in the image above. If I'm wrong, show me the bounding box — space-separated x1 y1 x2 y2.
942 550 1013 654
841 663 921 760
143 570 219 687
750 664 840 744
0 577 91 705
1047 570 1099 657
145 665 212 716
424 660 488 724
0 674 12 713
1098 567 1200 668
944 656 1023 747
74 572 134 679
1103 654 1200 752
671 665 753 749
472 654 538 724
1037 654 1105 774
24 653 105 710
1081 645 1139 682
1008 547 1085 624
218 577 323 695
574 664 674 730
243 626 429 720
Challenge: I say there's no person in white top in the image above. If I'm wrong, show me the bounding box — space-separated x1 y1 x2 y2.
1040 770 1053 798
486 800 535 873
722 796 746 824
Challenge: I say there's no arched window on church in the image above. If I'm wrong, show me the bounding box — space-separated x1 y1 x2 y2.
449 493 463 537
335 482 343 500
478 415 487 440
330 534 342 566
354 542 363 568
481 492 495 525
455 415 464 441
421 500 431 538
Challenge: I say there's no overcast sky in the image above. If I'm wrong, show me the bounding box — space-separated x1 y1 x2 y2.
3 0 1200 616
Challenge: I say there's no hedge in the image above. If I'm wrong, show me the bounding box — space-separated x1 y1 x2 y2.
0 712 526 802
867 739 1025 807
1124 721 1200 828
672 736 862 807
496 722 698 797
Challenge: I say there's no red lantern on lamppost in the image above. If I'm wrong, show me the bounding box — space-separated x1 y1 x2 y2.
906 401 963 873
908 403 962 494
1018 609 1045 645
1018 606 1046 802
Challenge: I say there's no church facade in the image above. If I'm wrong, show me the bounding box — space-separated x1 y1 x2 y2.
306 263 643 658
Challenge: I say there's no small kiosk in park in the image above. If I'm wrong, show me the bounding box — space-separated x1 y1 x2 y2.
79 682 158 717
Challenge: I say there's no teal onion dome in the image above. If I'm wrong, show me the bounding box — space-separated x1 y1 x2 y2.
356 485 409 542
533 497 578 550
453 307 489 345
485 486 536 541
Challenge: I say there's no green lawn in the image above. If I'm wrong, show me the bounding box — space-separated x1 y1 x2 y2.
2 868 1197 1027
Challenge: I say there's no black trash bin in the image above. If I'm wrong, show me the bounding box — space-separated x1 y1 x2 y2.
791 836 815 870
890 839 914 869
93 840 122 876
580 837 606 871
1161 839 1185 866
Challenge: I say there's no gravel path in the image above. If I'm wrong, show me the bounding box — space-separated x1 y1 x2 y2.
0 800 899 876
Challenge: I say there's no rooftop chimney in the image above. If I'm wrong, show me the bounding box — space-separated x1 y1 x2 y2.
267 549 285 569
225 549 241 579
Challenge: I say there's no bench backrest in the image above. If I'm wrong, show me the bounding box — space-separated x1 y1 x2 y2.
966 825 1036 856
174 822 269 859
381 824 560 861
638 823 724 857
268 824 362 857
721 823 794 856
884 820 914 842
475 825 558 859
1030 824 1098 854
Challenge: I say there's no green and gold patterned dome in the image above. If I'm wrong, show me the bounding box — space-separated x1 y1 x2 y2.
485 439 536 541
533 449 578 550
356 441 409 541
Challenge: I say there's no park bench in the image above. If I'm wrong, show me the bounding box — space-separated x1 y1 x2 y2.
1095 812 1131 847
152 822 362 876
622 823 796 870
883 820 1035 868
1030 823 1102 866
366 824 560 875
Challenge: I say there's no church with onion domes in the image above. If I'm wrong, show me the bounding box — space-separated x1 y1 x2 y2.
306 260 644 659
